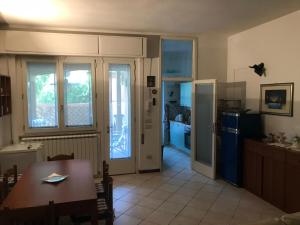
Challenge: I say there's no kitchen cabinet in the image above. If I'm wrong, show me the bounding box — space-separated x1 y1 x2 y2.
285 150 300 213
170 121 185 150
5 31 99 56
180 82 192 107
99 35 147 57
243 140 263 196
243 139 299 213
170 121 191 152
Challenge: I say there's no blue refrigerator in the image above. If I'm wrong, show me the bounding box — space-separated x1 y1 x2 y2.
220 111 263 186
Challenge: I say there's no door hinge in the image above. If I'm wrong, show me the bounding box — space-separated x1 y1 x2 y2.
212 122 216 133
141 133 144 144
94 60 97 69
21 94 24 100
95 93 98 99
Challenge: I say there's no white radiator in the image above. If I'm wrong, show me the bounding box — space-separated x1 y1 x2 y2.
21 133 99 175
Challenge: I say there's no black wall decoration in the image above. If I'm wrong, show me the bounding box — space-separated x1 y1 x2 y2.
249 63 266 76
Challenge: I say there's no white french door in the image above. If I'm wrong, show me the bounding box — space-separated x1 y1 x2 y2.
191 79 217 179
103 58 136 175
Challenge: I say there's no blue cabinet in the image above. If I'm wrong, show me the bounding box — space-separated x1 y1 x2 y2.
170 121 185 150
180 82 192 107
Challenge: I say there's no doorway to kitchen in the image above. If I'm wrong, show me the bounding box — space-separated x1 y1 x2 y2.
162 81 192 169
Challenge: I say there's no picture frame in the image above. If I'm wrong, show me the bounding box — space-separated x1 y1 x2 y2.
260 83 294 117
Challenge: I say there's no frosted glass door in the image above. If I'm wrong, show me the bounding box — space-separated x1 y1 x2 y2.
104 59 135 175
192 80 216 179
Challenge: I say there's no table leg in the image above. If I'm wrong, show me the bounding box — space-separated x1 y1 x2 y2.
90 203 98 225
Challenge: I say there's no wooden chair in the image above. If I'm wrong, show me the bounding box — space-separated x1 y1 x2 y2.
72 176 114 225
0 201 55 225
0 165 17 185
0 179 4 204
47 153 74 161
95 161 109 198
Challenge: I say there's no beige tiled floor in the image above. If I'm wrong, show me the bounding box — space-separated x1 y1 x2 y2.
111 146 284 225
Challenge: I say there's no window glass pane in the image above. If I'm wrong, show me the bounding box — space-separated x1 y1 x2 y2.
109 64 131 159
162 39 193 77
64 63 93 127
27 62 58 128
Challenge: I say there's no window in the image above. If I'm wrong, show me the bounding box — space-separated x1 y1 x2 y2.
27 62 58 128
63 64 93 127
25 59 95 131
161 39 193 78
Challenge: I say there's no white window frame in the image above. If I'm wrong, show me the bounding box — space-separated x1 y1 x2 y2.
22 56 97 134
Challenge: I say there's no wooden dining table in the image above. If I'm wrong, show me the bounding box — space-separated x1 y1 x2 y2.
1 159 98 225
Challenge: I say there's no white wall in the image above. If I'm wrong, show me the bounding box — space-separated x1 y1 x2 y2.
227 10 300 139
138 58 161 171
0 56 12 148
198 33 228 81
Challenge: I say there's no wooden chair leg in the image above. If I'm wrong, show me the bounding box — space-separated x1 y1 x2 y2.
106 217 113 225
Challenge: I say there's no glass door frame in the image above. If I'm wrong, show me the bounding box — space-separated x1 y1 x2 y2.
191 79 217 179
103 58 136 175
159 36 197 170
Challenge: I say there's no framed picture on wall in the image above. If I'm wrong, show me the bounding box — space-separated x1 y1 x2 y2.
260 83 294 116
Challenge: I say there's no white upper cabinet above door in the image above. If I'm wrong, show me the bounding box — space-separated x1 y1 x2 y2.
99 35 147 57
0 30 147 57
4 31 99 56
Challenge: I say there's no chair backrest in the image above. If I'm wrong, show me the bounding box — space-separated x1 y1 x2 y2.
0 180 4 204
102 160 109 179
2 175 9 200
4 165 17 184
102 175 113 213
0 201 55 225
47 153 74 161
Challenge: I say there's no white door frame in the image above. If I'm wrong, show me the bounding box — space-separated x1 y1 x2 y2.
191 79 217 179
103 58 136 175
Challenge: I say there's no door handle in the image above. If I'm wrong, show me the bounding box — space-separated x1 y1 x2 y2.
106 126 111 134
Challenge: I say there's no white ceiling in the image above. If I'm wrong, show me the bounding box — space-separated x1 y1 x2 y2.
0 0 300 35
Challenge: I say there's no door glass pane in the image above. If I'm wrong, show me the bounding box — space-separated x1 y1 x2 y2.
162 39 193 77
27 62 58 128
195 83 214 166
64 64 93 127
109 64 131 159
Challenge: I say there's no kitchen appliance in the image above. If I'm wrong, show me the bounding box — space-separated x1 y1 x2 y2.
184 125 191 149
0 142 43 173
220 111 263 186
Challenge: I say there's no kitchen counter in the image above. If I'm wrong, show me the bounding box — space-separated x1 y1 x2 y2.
170 121 190 153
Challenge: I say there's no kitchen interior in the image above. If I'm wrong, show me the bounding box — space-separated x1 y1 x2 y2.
162 81 192 156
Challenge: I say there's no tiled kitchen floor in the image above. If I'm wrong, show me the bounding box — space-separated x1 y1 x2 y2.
111 146 284 225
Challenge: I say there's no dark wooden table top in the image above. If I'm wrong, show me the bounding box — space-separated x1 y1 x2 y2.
1 160 97 209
